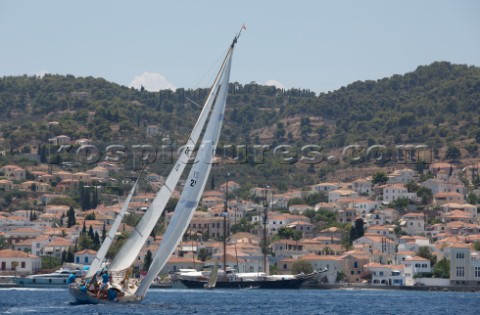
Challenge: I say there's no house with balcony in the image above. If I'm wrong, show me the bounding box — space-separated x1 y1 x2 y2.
285 221 315 238
403 256 432 286
270 239 305 259
364 262 404 286
0 249 41 275
399 212 425 236
339 250 370 283
365 210 388 226
337 208 356 224
382 184 417 203
1 165 26 181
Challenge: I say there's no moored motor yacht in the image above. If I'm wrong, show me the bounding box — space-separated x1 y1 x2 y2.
14 268 82 287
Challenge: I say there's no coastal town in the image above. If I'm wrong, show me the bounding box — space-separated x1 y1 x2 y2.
1 140 480 290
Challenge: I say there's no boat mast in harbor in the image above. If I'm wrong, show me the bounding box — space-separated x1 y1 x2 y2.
223 173 230 279
262 187 269 275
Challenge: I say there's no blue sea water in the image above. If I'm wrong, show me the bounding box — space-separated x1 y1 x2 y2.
0 287 478 315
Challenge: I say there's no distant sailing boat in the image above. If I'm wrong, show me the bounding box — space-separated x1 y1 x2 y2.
204 259 219 290
69 28 243 304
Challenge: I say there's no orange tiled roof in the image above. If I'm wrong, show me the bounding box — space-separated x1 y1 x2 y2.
0 249 38 258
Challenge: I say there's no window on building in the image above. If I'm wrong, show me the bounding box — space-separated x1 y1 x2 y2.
475 267 480 278
354 262 358 268
456 252 465 259
456 266 465 277
21 261 26 268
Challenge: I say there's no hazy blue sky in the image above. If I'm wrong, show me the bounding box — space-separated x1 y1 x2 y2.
0 0 479 94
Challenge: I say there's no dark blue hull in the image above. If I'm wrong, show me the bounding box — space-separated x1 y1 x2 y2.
180 272 320 289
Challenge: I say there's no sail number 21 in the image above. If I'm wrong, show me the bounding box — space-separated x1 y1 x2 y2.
190 171 200 187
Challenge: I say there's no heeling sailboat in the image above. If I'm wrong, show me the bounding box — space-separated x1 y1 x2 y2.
69 29 242 304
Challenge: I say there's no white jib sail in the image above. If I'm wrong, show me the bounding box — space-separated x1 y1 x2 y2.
108 46 234 273
85 173 142 279
135 47 234 298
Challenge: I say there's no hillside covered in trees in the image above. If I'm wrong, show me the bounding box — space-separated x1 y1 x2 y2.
1 61 479 189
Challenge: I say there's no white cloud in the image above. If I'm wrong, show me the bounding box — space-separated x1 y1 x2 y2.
36 70 49 78
265 79 285 89
130 71 176 91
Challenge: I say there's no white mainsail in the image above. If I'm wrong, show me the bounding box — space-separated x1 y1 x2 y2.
85 173 142 278
107 50 233 273
134 39 236 298
205 259 219 289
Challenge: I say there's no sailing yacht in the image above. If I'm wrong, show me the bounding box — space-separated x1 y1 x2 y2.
178 206 324 289
179 182 326 289
69 29 242 304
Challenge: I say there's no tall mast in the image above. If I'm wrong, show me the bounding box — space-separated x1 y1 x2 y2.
262 201 268 275
223 173 229 278
263 185 270 275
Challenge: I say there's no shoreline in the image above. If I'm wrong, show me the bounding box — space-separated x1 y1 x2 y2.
3 282 479 293
302 283 480 292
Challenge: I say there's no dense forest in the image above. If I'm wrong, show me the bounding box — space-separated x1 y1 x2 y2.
1 61 479 190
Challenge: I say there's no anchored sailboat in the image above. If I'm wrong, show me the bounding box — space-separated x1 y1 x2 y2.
69 29 242 304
